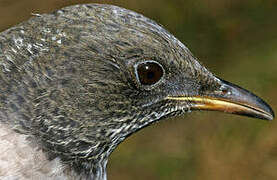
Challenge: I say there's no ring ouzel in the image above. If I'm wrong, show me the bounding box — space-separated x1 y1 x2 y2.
0 3 274 180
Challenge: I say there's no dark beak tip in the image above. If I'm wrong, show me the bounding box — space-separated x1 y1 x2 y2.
216 79 275 121
254 97 275 121
267 108 275 121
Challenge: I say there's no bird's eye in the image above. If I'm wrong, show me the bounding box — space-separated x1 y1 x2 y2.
136 61 164 85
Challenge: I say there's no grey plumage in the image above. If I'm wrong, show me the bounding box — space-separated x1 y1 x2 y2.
0 3 274 180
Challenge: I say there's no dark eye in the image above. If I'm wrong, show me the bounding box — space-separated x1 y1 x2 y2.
136 61 164 85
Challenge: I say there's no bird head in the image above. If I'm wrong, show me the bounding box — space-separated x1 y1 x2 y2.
1 3 274 175
59 4 273 151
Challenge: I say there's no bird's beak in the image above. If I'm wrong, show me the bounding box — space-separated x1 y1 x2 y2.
166 79 274 120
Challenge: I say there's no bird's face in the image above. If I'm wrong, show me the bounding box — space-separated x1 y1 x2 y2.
94 9 274 144
112 31 274 138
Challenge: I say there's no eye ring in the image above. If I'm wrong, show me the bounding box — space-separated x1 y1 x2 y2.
134 60 164 86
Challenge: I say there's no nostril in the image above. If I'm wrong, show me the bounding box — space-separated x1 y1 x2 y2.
220 86 232 96
222 89 228 94
212 86 230 96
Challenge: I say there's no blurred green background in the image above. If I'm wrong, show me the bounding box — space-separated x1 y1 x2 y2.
0 0 276 179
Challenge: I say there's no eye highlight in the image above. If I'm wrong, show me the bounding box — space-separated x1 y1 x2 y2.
136 61 164 86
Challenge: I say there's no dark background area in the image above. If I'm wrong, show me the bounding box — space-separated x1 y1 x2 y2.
0 0 276 179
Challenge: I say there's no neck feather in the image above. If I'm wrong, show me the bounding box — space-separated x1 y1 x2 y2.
63 158 108 180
